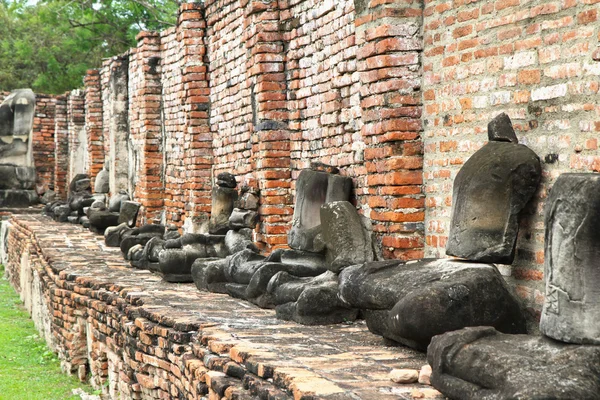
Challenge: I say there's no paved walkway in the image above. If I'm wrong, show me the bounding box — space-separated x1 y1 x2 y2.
5 214 444 399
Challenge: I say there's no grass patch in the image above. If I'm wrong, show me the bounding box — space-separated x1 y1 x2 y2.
0 265 95 400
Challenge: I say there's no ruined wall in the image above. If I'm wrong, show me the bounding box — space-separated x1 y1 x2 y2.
16 1 600 323
128 32 164 224
84 69 105 192
0 92 61 194
32 95 57 193
160 5 212 229
53 96 69 199
422 0 600 320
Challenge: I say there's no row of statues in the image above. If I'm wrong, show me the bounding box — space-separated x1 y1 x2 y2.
40 113 600 399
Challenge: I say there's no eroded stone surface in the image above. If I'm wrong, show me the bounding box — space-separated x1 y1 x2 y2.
487 112 518 143
428 327 600 400
288 169 352 252
209 173 238 234
446 141 541 264
94 166 110 193
339 258 526 350
158 233 228 282
118 201 140 227
540 173 600 344
321 201 373 272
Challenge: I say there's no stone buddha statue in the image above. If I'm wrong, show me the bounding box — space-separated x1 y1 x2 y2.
0 89 37 207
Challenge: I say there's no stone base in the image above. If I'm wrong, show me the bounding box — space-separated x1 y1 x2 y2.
0 189 38 207
428 327 600 400
3 214 443 400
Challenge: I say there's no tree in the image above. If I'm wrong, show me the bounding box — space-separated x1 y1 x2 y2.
0 0 180 94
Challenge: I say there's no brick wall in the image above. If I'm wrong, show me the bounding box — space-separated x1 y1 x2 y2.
84 69 104 191
128 32 165 224
15 1 600 325
53 96 68 199
422 0 600 324
159 3 212 228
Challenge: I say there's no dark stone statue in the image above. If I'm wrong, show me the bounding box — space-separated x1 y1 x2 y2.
428 327 600 400
446 114 541 264
288 169 352 252
339 258 526 350
0 89 38 207
540 173 600 344
209 172 238 234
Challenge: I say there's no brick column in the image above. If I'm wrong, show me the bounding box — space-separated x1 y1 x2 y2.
179 4 214 222
129 32 164 224
244 0 292 250
32 95 57 192
84 69 104 190
354 0 425 260
54 95 68 199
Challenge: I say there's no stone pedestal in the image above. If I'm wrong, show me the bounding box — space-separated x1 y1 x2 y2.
540 173 600 344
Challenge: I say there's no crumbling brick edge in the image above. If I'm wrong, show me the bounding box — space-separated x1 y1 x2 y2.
3 215 311 400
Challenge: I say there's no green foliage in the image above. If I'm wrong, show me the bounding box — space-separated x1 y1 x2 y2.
0 265 95 399
0 0 180 94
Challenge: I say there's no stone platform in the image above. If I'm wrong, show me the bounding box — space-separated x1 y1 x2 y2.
2 214 442 400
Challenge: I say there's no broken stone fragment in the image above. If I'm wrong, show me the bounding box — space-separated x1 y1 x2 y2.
53 204 71 222
163 224 180 240
288 169 352 252
339 258 526 350
487 112 518 143
74 178 91 193
104 222 132 247
209 182 238 234
427 327 600 400
446 140 541 264
320 201 373 272
216 172 237 188
40 190 56 205
224 249 266 284
158 233 227 282
94 166 109 193
108 190 129 213
87 209 119 234
418 365 432 385
225 228 258 255
228 208 258 230
120 224 164 257
271 270 358 325
191 258 229 293
540 173 600 344
390 369 419 384
236 190 259 210
118 201 140 227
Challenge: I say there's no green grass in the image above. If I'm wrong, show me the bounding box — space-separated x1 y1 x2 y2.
0 265 95 400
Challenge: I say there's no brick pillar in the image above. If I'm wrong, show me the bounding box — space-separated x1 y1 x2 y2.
54 95 68 199
129 32 164 224
354 0 425 260
84 69 104 190
244 0 292 250
32 95 57 192
179 4 214 222
67 90 86 187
